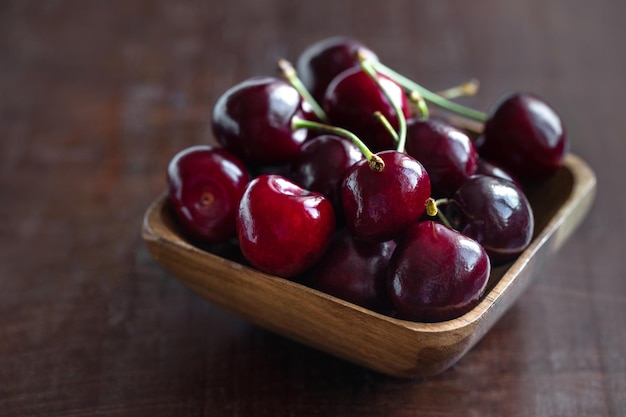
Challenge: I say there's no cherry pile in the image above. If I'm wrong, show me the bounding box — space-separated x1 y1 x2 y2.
166 36 569 323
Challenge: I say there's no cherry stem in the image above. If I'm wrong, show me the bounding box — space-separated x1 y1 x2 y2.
409 91 430 119
436 79 480 100
372 61 488 122
278 59 329 123
357 50 408 153
292 118 385 172
429 198 453 229
373 111 399 143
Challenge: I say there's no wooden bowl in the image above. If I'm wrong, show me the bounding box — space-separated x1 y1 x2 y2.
142 153 596 378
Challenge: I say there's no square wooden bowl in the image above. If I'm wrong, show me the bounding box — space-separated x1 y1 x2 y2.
142 153 596 378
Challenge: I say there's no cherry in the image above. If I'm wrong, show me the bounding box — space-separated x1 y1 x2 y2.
296 36 378 103
310 228 395 313
324 66 411 152
167 145 251 244
478 92 568 182
388 221 491 322
237 174 335 278
476 157 522 190
341 150 431 242
405 117 478 197
288 134 363 213
441 175 534 265
211 76 308 167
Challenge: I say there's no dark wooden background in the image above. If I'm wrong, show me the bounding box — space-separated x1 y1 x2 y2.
1 1 624 416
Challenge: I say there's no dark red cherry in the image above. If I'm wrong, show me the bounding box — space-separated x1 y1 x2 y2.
405 117 478 197
288 134 363 212
476 158 522 190
324 67 411 152
443 175 534 265
341 150 431 242
310 228 395 313
167 145 250 244
296 36 378 103
478 93 568 182
388 221 491 322
237 174 335 278
212 76 308 166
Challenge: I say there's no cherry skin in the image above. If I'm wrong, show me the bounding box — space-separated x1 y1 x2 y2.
237 174 335 278
388 221 491 323
288 134 363 213
478 92 568 182
212 76 308 167
296 36 378 103
324 67 411 152
476 157 522 190
442 175 534 265
341 150 431 242
167 145 251 244
310 228 395 313
405 117 478 197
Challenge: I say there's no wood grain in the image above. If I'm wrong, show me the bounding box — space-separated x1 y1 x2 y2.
1 1 625 416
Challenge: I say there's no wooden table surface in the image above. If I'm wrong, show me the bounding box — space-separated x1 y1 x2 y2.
1 1 624 416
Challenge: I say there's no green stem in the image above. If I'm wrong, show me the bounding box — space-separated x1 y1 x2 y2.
292 118 384 172
278 59 329 123
373 61 488 122
373 111 399 144
429 198 453 229
357 51 408 153
409 91 430 120
437 79 480 100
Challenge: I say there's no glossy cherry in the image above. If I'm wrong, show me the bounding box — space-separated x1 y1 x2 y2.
167 145 251 244
296 36 378 103
476 158 522 190
478 92 568 182
288 134 363 213
237 174 335 278
442 175 534 265
388 221 491 322
405 117 478 197
310 228 395 313
341 150 431 242
212 76 308 167
324 67 411 152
